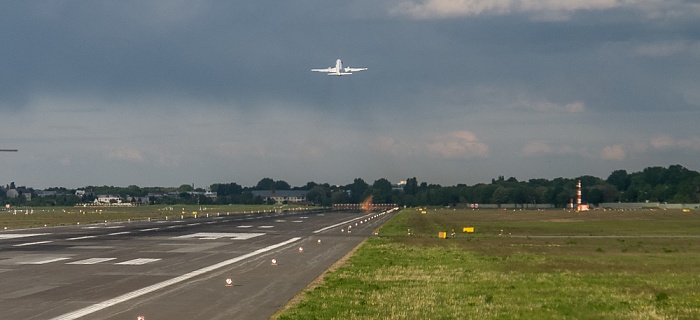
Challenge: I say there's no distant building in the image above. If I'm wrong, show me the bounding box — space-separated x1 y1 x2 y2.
251 190 307 204
35 190 57 197
75 190 94 199
128 196 150 205
96 194 121 204
6 188 31 201
392 180 407 191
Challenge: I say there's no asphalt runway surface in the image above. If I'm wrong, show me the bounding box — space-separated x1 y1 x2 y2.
0 208 396 320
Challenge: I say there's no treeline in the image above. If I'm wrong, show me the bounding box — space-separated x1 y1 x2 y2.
395 164 699 207
2 165 699 207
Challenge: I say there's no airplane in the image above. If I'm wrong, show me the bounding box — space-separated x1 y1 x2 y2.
311 59 367 76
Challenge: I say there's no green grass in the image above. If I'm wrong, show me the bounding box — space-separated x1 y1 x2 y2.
276 208 700 319
0 204 306 229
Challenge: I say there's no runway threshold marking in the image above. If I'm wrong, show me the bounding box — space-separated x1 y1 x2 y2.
115 258 161 265
67 258 117 265
173 233 265 240
48 237 302 320
24 257 70 265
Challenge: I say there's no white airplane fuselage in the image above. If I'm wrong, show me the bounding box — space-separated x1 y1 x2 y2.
312 59 366 76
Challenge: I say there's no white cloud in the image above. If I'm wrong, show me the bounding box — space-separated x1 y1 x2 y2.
392 0 623 19
372 136 402 156
649 134 700 151
600 144 627 160
371 131 489 159
521 141 553 156
426 130 490 158
635 40 700 57
676 136 700 151
513 97 586 113
104 147 145 163
649 134 676 149
520 141 593 158
599 134 700 161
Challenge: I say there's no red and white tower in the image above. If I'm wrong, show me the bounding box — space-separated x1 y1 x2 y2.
577 180 582 210
576 180 590 211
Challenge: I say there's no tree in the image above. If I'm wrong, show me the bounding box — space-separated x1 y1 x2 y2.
404 177 419 196
301 181 318 191
177 184 194 193
346 178 369 203
213 183 242 197
490 187 509 208
273 180 291 190
255 178 275 190
331 190 351 204
607 170 630 191
371 178 393 203
306 185 331 206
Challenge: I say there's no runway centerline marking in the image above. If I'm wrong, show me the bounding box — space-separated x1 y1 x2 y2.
48 237 302 320
107 231 131 236
13 240 53 247
66 235 98 241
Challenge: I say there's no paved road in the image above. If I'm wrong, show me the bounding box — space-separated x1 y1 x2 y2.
0 208 396 320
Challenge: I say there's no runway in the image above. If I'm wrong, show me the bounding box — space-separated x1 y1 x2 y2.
0 208 396 319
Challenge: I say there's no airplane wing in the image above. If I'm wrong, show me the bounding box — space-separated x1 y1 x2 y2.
344 67 367 72
311 67 337 73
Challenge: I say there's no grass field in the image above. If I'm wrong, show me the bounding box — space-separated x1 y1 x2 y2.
276 208 700 320
0 204 304 230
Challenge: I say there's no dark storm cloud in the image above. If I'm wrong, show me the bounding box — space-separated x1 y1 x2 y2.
1 1 699 188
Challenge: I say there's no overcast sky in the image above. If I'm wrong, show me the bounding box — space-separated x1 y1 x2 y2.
1 1 699 189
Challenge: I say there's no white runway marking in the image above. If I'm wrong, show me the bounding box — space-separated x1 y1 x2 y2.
49 237 301 320
139 228 160 232
258 226 274 229
22 257 70 265
173 232 265 240
67 258 117 265
83 226 123 229
66 235 98 241
107 231 131 236
13 240 53 247
237 225 253 228
0 233 50 239
313 215 371 234
115 258 161 265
